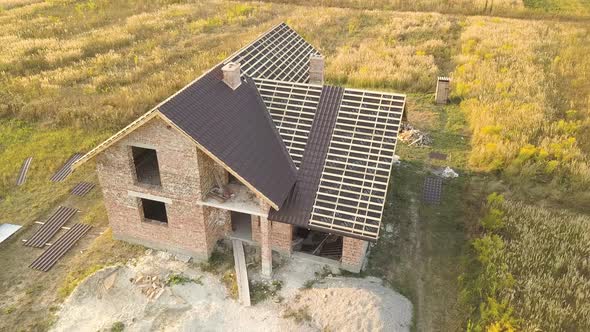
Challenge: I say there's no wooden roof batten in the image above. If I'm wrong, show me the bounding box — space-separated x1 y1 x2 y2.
70 21 408 242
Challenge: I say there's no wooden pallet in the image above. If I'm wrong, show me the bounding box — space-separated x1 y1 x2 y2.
24 206 78 248
30 223 92 272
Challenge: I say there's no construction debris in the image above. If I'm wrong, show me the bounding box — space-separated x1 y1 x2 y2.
131 273 167 301
442 166 459 178
399 124 432 147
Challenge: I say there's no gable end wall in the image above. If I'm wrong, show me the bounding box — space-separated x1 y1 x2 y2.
96 117 227 259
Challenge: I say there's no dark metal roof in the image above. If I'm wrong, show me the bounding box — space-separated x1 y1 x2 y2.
269 86 344 226
24 206 78 248
227 22 320 83
159 66 297 209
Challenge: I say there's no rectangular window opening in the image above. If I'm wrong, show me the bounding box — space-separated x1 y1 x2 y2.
141 198 168 224
132 146 161 186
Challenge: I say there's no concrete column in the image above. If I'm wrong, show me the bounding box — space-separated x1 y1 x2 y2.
341 236 368 273
260 217 272 278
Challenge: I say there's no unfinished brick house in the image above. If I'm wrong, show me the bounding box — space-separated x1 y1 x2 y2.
73 23 405 275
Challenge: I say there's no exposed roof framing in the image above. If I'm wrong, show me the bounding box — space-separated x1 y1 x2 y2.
254 78 323 168
269 85 344 227
227 22 320 83
308 89 406 241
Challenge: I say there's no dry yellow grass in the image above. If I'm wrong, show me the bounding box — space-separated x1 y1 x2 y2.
454 16 590 197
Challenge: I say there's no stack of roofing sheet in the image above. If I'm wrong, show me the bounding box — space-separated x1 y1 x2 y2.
30 223 92 272
24 206 78 248
16 157 32 186
50 153 84 182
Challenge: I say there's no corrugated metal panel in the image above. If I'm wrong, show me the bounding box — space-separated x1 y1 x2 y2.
30 223 92 272
24 206 78 248
71 182 95 196
16 157 32 186
269 86 343 227
0 224 22 243
50 153 84 182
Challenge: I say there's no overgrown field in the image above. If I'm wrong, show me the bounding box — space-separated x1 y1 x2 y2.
454 16 590 210
463 195 590 331
0 1 589 331
255 0 590 18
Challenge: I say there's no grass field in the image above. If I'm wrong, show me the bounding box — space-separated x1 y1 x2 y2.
0 0 589 331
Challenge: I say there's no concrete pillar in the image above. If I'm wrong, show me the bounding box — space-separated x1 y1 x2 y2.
260 217 272 278
309 55 324 84
435 76 451 104
341 236 368 273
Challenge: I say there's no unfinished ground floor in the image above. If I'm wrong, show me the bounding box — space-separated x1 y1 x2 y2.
108 196 369 274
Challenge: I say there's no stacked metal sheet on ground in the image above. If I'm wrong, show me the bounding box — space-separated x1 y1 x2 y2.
16 157 32 186
50 153 84 182
30 223 92 272
24 206 78 248
0 224 22 243
71 182 95 196
423 176 443 204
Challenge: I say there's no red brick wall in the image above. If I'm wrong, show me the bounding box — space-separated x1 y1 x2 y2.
341 236 368 273
251 217 292 255
97 117 226 259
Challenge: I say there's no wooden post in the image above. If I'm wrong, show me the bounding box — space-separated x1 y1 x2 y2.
260 217 272 278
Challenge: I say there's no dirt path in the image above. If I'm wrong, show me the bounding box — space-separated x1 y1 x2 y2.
51 251 412 332
407 195 429 332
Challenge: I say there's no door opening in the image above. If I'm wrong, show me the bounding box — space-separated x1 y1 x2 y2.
231 211 252 241
292 227 343 261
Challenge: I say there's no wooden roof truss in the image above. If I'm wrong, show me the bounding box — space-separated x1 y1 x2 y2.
309 89 405 240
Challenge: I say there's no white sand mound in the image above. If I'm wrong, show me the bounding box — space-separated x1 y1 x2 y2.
287 277 412 332
51 252 412 332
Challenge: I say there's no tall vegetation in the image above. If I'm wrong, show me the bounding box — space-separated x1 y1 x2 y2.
462 194 590 331
255 0 590 18
453 17 590 206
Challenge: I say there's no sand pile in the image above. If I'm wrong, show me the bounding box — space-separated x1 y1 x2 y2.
51 252 412 332
286 277 412 331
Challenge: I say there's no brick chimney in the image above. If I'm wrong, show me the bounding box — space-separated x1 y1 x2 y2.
309 55 324 84
222 62 241 90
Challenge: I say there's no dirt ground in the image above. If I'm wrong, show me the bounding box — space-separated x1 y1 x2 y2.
51 250 412 332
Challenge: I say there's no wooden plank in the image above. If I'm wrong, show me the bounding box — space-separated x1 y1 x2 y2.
16 157 32 186
232 239 251 306
71 182 95 196
50 153 84 182
30 223 92 272
24 206 78 248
